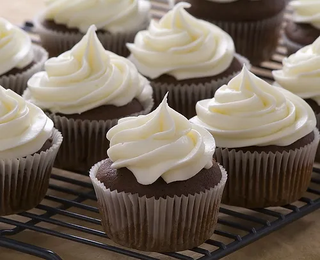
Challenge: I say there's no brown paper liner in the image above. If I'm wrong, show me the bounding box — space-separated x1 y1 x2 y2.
50 98 154 173
0 45 48 95
34 13 150 58
211 10 285 65
313 113 320 163
0 128 62 216
215 129 319 209
151 54 249 119
283 34 304 56
90 161 227 252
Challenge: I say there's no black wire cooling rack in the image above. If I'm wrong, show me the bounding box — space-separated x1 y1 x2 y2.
2 1 320 260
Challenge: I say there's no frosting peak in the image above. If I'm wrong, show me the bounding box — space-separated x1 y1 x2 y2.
25 25 152 115
273 36 320 105
43 0 151 34
107 94 216 185
127 2 235 80
191 65 316 148
0 18 34 75
0 86 53 159
290 0 320 29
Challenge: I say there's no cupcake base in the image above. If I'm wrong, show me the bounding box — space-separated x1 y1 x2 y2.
284 21 320 56
150 55 247 119
90 159 227 252
215 129 319 209
306 99 320 163
0 129 62 216
50 98 153 173
0 45 48 95
34 14 149 57
211 10 284 64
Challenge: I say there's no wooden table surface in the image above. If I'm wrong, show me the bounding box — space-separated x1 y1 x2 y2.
1 1 320 259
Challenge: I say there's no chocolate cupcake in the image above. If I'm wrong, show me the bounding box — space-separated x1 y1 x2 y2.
0 86 62 216
0 18 48 95
23 25 153 173
34 0 151 57
191 65 319 208
284 0 320 56
127 2 247 119
273 36 320 162
90 95 227 252
175 0 286 64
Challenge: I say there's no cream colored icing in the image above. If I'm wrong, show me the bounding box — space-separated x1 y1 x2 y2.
25 25 152 115
107 94 216 185
127 2 235 80
191 66 316 148
43 0 151 34
290 0 320 29
273 36 320 106
0 18 34 75
0 86 53 159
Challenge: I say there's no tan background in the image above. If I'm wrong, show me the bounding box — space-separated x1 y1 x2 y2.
0 0 320 259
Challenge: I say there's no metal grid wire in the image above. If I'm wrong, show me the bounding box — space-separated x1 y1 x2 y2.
1 1 320 260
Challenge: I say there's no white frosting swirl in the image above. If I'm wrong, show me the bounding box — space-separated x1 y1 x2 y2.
273 36 320 105
191 66 316 148
127 2 235 80
0 18 34 75
107 94 215 185
43 0 151 34
0 86 53 159
25 25 152 115
290 0 320 29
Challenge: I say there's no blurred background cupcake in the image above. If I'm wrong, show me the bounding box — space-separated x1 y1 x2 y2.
284 0 320 56
23 25 153 173
0 85 62 216
273 36 320 161
0 18 48 95
191 65 318 208
90 95 227 252
127 2 247 119
34 0 151 57
175 0 287 64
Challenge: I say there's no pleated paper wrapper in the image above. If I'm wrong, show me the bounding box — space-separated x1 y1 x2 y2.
34 13 150 58
212 10 284 64
215 128 319 209
151 54 249 119
314 113 320 162
0 128 62 216
90 160 227 252
0 45 48 95
50 98 154 173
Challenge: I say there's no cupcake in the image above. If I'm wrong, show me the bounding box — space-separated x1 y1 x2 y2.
273 36 320 161
0 85 62 216
175 0 286 64
191 65 318 208
284 0 320 56
0 18 48 95
127 2 246 119
90 94 227 252
34 0 151 57
23 25 153 173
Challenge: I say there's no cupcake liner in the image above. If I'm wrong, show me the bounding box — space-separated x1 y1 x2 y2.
34 13 150 57
215 128 319 209
283 34 304 56
313 112 320 162
0 128 63 216
151 54 249 119
50 98 154 173
212 10 285 64
90 161 227 252
0 45 48 95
